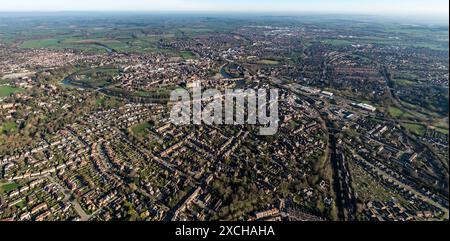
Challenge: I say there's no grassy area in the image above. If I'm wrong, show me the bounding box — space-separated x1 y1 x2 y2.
433 127 449 135
388 104 448 136
179 50 196 59
96 96 106 106
136 87 173 97
14 198 26 209
402 123 427 136
0 121 18 135
0 182 20 193
433 118 449 131
394 79 416 86
177 27 214 35
20 38 112 53
130 121 153 138
20 38 61 48
413 42 449 51
0 86 23 97
19 35 176 54
0 79 10 85
70 67 119 88
388 107 405 119
322 39 353 46
257 59 280 65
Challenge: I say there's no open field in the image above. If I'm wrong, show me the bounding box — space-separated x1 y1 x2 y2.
402 122 427 136
0 182 20 194
19 35 175 53
179 50 196 59
434 128 449 135
20 38 112 52
387 104 449 137
394 79 416 86
68 67 119 88
320 23 449 51
130 121 153 138
388 107 405 119
0 86 23 97
257 59 280 65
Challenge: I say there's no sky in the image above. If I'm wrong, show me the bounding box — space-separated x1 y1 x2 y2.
0 0 448 15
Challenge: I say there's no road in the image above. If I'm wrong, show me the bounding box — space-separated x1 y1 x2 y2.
47 176 91 221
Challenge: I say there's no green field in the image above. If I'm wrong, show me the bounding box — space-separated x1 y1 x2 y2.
394 79 416 86
14 198 26 209
434 127 449 135
0 86 23 97
179 50 196 59
0 121 18 135
0 182 20 193
69 67 119 88
430 118 449 135
388 104 449 136
402 123 427 136
322 39 353 46
20 38 61 48
19 35 177 54
96 96 106 106
433 118 449 130
130 121 153 138
388 107 405 119
20 38 113 53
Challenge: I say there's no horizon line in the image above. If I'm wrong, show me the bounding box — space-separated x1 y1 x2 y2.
0 10 449 16
0 10 448 26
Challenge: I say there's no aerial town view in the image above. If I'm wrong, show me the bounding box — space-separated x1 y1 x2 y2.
0 0 448 224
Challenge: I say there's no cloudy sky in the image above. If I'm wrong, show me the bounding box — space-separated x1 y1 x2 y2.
0 0 448 15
